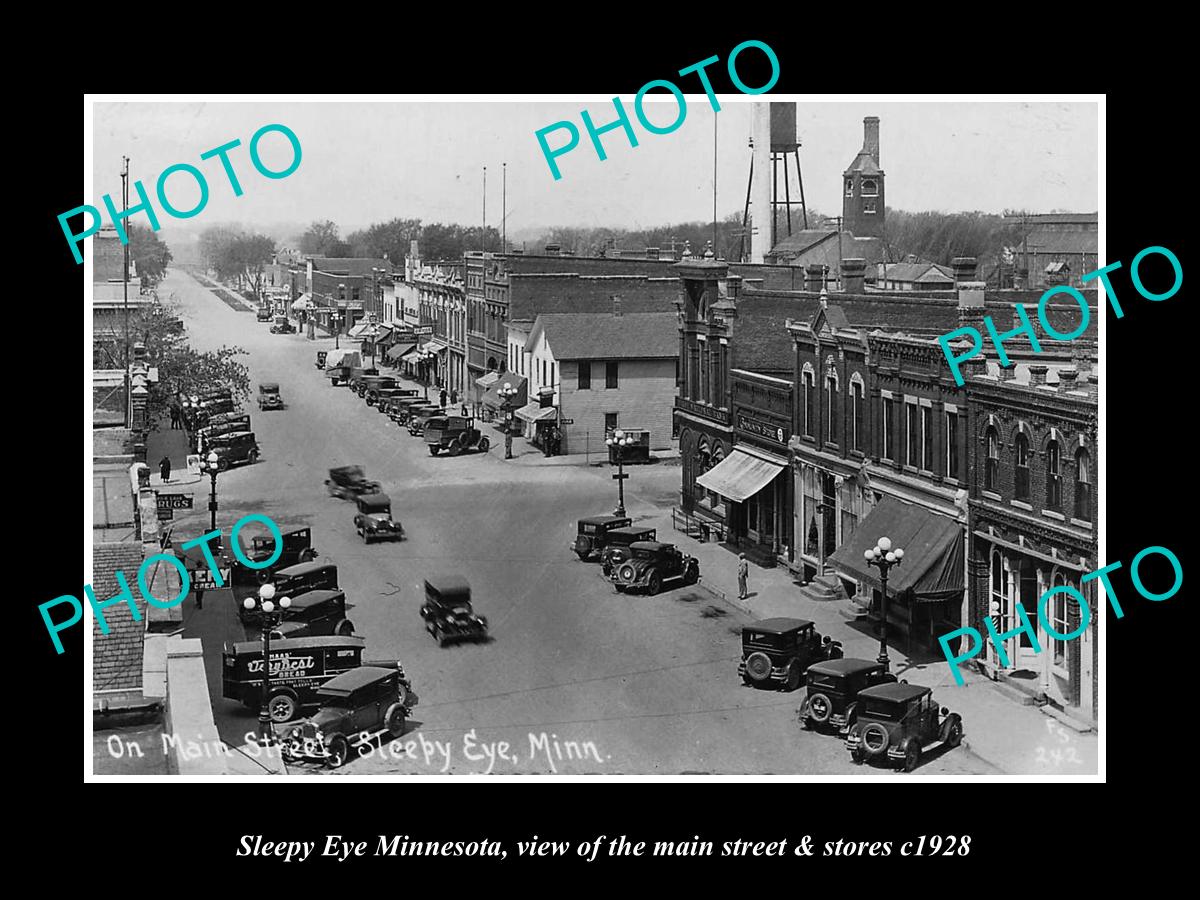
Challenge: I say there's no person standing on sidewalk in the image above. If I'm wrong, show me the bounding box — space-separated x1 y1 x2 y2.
159 455 172 483
440 388 448 409
737 553 749 599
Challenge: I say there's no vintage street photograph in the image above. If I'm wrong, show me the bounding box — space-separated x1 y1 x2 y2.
88 97 1100 777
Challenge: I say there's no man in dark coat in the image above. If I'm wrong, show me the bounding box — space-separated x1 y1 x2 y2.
440 388 448 409
159 456 172 483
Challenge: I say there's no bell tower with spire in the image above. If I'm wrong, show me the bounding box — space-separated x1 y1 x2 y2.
842 116 885 239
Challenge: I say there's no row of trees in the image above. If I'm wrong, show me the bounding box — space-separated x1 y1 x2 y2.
298 219 503 264
199 227 276 294
881 210 1024 270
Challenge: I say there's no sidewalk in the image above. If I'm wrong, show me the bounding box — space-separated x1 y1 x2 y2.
631 505 1099 776
145 415 201 486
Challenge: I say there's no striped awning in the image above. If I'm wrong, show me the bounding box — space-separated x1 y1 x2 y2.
696 449 784 502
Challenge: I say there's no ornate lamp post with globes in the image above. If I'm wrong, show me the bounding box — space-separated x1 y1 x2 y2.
863 536 904 670
242 583 292 745
200 449 221 531
418 348 437 401
497 382 519 459
605 428 634 517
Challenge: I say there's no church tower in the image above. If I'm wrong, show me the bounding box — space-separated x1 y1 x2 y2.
842 116 885 239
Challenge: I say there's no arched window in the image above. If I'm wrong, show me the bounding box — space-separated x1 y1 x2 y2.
850 377 864 451
1075 447 1091 520
985 427 999 491
1014 432 1031 501
845 178 854 197
802 369 815 437
1046 440 1062 510
693 440 712 502
861 179 878 197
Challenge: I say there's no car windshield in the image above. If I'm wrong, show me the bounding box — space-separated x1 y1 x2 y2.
861 698 903 721
581 524 596 534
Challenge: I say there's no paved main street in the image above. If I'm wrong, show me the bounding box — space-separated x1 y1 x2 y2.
156 270 1089 776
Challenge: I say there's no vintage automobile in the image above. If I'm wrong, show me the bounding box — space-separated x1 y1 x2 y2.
375 387 417 413
325 465 382 499
610 541 699 595
845 682 964 772
406 406 444 436
231 524 318 584
598 526 657 574
269 561 339 598
281 664 418 768
739 618 843 692
256 306 273 322
360 375 397 403
572 515 633 561
346 366 379 393
194 415 253 451
195 387 233 402
797 658 898 734
353 493 405 543
207 431 260 469
269 315 296 334
250 590 356 640
387 396 428 425
257 382 284 410
425 415 490 455
419 575 489 646
315 350 328 369
221 635 368 723
193 397 236 424
324 349 361 386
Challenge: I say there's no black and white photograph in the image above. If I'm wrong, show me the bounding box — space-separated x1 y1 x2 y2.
84 95 1104 780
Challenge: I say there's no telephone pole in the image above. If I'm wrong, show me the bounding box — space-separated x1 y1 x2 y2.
122 155 131 427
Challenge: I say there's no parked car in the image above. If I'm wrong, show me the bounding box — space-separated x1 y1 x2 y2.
257 382 284 410
388 396 428 424
221 635 367 723
375 388 417 413
353 493 405 543
269 561 339 598
347 367 379 393
572 515 633 561
250 589 356 639
326 465 381 499
361 375 397 403
609 541 699 595
270 315 296 334
845 682 963 772
281 665 418 768
426 415 490 455
207 431 260 470
194 416 252 450
193 397 236 424
324 350 361 386
315 350 328 369
256 306 273 322
420 575 489 646
231 524 317 585
407 406 445 436
797 658 897 734
599 526 657 575
738 618 843 692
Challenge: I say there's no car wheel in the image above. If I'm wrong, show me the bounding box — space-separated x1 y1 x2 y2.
268 692 298 723
385 703 407 738
784 664 802 692
217 457 230 472
861 723 889 756
325 734 350 769
647 571 662 595
601 563 612 576
850 747 866 765
428 446 439 456
336 620 355 636
683 563 699 585
807 692 833 724
944 719 963 748
448 443 462 457
248 450 259 464
576 550 590 561
744 651 772 683
741 673 756 688
477 437 490 452
903 741 921 773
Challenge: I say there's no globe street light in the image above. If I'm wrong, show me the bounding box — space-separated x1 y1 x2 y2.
242 583 292 745
419 349 437 401
200 449 221 532
605 428 634 517
497 382 519 459
864 536 905 670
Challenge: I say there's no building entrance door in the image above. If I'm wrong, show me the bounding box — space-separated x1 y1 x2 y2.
1016 560 1041 669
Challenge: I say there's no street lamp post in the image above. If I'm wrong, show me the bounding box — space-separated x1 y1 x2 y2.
419 349 437 401
605 428 633 517
863 536 905 670
365 314 379 370
497 383 518 459
242 584 292 746
201 449 220 531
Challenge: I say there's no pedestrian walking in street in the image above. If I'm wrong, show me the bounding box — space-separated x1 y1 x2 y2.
450 389 458 406
159 455 172 483
440 388 448 409
737 553 749 599
194 587 204 611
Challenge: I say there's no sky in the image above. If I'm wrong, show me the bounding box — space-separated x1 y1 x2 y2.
90 98 1099 242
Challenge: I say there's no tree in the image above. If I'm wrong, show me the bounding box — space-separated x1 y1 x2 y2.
347 217 423 263
300 220 345 256
233 233 275 295
128 224 173 287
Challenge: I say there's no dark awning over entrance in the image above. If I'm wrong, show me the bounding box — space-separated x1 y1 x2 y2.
695 449 783 502
482 374 528 410
828 496 964 602
386 342 416 362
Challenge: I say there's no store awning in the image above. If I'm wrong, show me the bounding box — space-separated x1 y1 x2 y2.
482 374 528 410
696 449 784 502
386 342 416 362
515 401 557 423
399 349 424 364
475 371 500 390
349 322 389 341
827 496 964 602
422 339 448 354
290 293 312 311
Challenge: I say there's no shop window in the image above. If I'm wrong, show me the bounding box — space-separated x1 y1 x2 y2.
605 412 618 434
1047 440 1062 510
578 361 591 390
985 426 999 491
1075 448 1091 520
606 361 619 389
1015 432 1031 501
991 552 1008 633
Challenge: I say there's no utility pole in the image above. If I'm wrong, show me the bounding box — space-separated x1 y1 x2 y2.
713 110 718 256
482 166 487 252
502 162 507 255
121 156 131 427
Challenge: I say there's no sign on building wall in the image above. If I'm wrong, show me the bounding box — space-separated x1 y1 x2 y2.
736 413 787 446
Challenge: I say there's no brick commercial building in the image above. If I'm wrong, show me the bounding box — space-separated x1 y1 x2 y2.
520 310 678 456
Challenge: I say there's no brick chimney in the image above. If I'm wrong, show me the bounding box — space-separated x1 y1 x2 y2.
963 356 988 379
951 257 978 284
1029 365 1049 386
957 280 986 328
645 247 660 260
864 116 880 166
805 264 824 292
841 258 866 294
612 294 622 317
1058 368 1079 392
545 243 561 256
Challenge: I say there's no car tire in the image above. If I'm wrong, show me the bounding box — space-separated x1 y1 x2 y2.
903 741 921 773
325 734 350 769
850 747 866 765
744 651 772 683
683 563 699 585
807 692 833 724
741 673 756 688
217 458 230 472
429 446 439 456
784 663 803 692
385 703 407 738
248 450 259 464
647 571 662 595
336 620 355 636
478 437 490 452
943 718 963 748
449 443 462 457
861 723 889 756
576 550 590 561
614 585 626 593
268 692 299 723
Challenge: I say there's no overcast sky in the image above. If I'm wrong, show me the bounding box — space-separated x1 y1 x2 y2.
90 99 1098 240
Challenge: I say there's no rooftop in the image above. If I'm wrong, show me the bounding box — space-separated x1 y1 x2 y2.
529 312 678 360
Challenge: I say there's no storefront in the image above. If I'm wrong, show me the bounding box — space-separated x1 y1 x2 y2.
695 443 791 563
792 455 874 584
